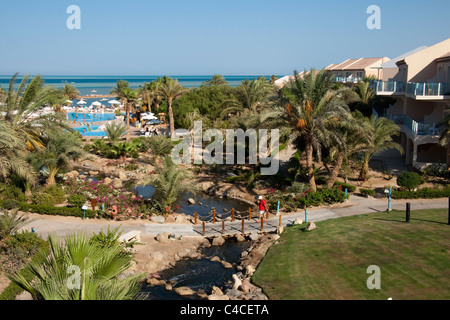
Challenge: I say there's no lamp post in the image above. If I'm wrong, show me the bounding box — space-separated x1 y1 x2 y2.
384 188 392 212
82 204 88 220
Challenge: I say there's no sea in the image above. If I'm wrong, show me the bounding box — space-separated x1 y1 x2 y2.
0 75 279 97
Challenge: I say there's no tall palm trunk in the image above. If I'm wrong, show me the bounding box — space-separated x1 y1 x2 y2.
305 138 317 192
45 166 59 187
146 93 152 113
125 102 131 142
326 153 344 188
168 99 174 136
359 153 370 181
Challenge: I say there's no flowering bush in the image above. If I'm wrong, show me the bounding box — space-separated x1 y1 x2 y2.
64 179 153 220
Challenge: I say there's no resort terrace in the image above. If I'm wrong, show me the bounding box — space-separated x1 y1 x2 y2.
374 80 450 100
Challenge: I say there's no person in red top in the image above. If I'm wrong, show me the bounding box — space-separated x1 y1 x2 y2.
257 195 267 222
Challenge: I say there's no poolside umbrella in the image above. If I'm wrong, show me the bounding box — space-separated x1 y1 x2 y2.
65 100 73 104
77 100 87 105
92 101 102 107
108 100 121 106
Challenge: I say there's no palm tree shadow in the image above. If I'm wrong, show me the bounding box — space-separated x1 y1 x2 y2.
410 218 448 225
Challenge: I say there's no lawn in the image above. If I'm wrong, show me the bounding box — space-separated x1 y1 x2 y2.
252 208 450 300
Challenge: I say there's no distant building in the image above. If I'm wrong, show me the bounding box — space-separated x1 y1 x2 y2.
325 57 390 83
274 70 320 89
373 38 450 169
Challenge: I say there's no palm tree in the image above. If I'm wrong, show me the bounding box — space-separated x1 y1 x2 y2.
137 155 192 210
202 74 228 87
157 78 189 136
9 233 145 300
358 114 403 181
0 120 37 185
0 209 33 240
121 88 138 142
105 123 126 145
141 135 173 165
354 79 375 104
29 131 85 186
263 69 351 192
62 84 80 101
220 77 274 118
324 112 373 187
1 73 67 152
137 82 154 113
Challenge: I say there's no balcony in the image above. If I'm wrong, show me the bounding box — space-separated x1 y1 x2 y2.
383 114 441 136
374 81 405 95
334 76 362 83
374 81 449 100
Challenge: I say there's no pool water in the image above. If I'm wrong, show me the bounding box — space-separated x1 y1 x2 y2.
68 112 116 122
73 125 108 137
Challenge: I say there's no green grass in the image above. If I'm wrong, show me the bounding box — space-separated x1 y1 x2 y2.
252 209 450 300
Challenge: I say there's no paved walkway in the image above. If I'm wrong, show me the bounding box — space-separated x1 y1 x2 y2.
21 195 449 239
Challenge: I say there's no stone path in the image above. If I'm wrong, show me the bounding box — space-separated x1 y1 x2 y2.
24 195 448 239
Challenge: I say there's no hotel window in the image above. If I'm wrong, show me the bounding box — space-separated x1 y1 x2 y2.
356 72 363 79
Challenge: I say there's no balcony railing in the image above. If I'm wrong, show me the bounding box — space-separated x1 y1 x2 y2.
334 76 362 83
375 81 449 97
384 114 441 136
375 81 405 94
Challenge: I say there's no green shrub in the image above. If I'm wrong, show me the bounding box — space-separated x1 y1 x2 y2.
0 184 26 203
17 202 96 219
67 194 87 208
31 192 54 207
334 182 356 193
360 188 375 197
397 171 421 191
42 185 66 204
289 182 309 194
1 199 18 210
392 187 450 199
225 175 244 183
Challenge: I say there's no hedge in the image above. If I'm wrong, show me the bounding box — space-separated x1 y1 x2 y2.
359 188 375 197
391 187 450 199
334 182 356 193
17 202 97 219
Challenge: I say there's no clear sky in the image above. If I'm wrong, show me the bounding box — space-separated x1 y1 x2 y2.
1 0 449 76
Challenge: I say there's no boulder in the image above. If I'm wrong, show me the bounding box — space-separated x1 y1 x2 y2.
207 294 229 300
103 177 112 185
164 215 175 223
175 215 185 224
211 286 223 295
155 233 170 243
151 215 166 224
118 171 127 180
270 234 280 241
306 222 317 231
235 234 246 242
112 178 122 188
165 283 173 291
245 265 255 277
225 289 242 298
293 218 303 225
188 198 195 205
70 170 79 178
146 277 165 287
232 274 242 290
149 251 165 262
175 287 196 296
221 261 233 269
212 235 225 246
249 232 259 241
210 256 221 262
277 226 284 235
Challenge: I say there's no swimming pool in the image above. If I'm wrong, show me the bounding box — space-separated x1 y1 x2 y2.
68 112 116 122
73 126 107 137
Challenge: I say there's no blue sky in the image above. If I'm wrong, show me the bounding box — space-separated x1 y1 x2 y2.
1 0 449 76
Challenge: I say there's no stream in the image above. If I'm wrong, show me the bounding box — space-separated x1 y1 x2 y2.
79 170 254 300
139 239 251 300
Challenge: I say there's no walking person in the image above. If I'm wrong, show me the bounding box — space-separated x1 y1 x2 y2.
257 196 267 223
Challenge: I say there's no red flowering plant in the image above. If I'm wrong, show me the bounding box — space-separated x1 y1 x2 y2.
64 179 149 220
